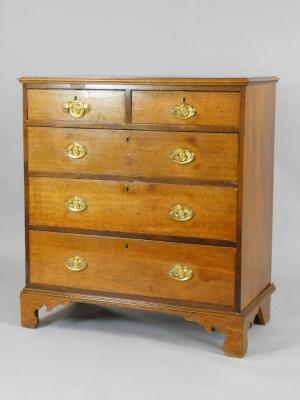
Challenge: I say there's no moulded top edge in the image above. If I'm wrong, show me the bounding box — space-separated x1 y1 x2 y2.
18 76 279 85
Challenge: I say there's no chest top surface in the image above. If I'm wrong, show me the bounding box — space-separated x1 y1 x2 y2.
19 76 279 84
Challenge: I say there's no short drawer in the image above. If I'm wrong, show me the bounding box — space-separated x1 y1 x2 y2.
28 177 237 241
29 230 236 306
27 89 125 123
27 127 238 182
132 90 240 127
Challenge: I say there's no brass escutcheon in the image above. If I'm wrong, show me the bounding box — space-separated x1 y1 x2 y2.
64 255 87 272
170 148 195 164
171 98 196 119
65 142 87 159
63 96 90 118
170 204 193 221
169 264 193 281
65 196 87 212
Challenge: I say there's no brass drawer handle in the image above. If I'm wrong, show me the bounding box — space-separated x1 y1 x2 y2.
65 142 87 159
65 196 87 212
170 204 193 221
170 148 194 164
169 264 193 281
171 98 196 119
63 96 90 118
65 255 87 272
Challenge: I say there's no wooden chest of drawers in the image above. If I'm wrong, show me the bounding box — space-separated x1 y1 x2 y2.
19 76 278 357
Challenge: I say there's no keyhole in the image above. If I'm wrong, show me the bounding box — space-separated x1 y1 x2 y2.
74 96 77 100
182 97 186 103
125 243 129 249
125 136 130 142
124 186 129 192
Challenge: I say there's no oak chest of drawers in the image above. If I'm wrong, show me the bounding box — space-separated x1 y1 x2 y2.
19 76 278 357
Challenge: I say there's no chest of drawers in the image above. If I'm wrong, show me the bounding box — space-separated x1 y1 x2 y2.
19 76 277 357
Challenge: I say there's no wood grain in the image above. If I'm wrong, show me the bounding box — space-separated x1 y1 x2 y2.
28 230 236 306
20 76 278 357
27 119 240 133
132 91 240 126
239 83 276 310
27 127 238 182
22 85 30 286
28 225 236 247
254 294 271 325
27 89 125 123
19 76 279 85
20 285 275 357
28 177 237 241
20 290 70 328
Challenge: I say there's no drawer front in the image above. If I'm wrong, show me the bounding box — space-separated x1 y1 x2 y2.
27 89 125 123
132 91 240 126
28 127 238 182
29 177 237 241
29 230 236 306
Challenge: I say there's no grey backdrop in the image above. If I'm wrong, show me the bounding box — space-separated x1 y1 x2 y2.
0 0 299 398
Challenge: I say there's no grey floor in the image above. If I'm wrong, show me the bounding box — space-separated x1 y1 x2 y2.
1 216 299 400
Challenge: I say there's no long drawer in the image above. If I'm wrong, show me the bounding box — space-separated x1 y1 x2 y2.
132 90 240 127
29 230 236 306
28 177 237 241
27 89 125 123
27 127 238 182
